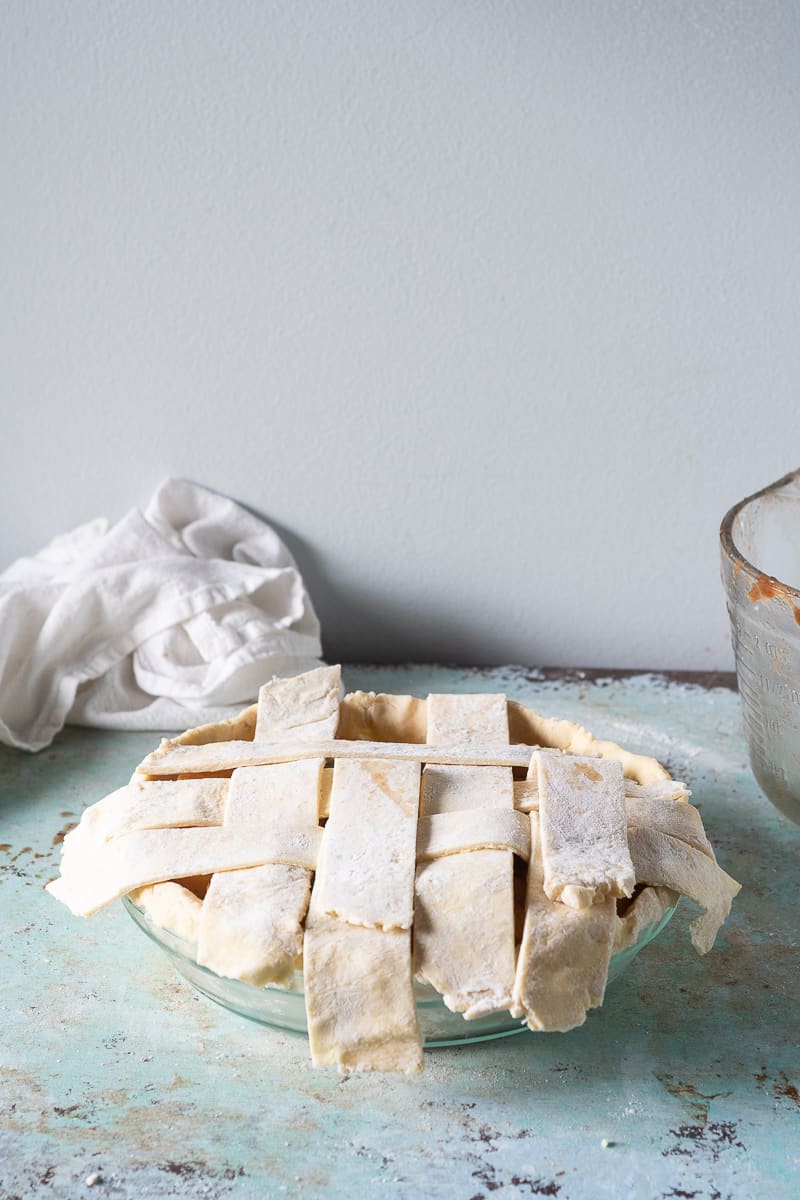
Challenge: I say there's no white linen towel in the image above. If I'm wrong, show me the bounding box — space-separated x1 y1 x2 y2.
0 480 323 752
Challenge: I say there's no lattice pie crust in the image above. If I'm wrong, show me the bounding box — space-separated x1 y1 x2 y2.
48 666 740 1074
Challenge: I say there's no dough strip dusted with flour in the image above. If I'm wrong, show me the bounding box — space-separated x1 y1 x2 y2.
627 827 740 955
313 758 420 930
513 775 711 858
46 823 323 916
197 665 341 986
253 665 342 741
137 738 534 777
416 809 531 862
624 795 713 859
511 811 616 1031
512 776 691 813
196 759 325 985
303 906 423 1073
413 694 517 1019
64 778 228 854
304 756 423 1071
534 750 635 909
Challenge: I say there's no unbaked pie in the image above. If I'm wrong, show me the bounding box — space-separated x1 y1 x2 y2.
48 665 740 1073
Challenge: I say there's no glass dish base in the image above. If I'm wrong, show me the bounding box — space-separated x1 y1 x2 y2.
122 893 677 1048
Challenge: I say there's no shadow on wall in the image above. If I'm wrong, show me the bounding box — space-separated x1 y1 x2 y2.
245 502 544 667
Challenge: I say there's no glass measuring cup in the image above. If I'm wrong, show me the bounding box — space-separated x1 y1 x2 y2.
720 468 800 823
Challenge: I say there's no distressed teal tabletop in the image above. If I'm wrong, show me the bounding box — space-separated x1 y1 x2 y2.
1 665 798 1200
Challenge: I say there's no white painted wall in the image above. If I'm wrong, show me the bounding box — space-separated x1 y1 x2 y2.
2 1 799 670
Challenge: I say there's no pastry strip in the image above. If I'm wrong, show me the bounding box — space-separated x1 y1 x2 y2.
624 796 713 859
414 694 516 1019
303 756 423 1071
197 666 341 986
511 812 616 1031
64 778 227 854
624 778 691 803
313 757 421 931
254 664 342 741
513 777 690 813
427 692 509 746
138 738 535 777
46 824 323 917
197 759 325 986
303 904 423 1073
422 763 513 813
534 750 635 909
416 809 531 862
220 760 323 829
627 828 741 955
514 777 711 858
199 864 313 987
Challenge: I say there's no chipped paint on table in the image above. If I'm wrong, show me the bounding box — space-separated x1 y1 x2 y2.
1 665 798 1200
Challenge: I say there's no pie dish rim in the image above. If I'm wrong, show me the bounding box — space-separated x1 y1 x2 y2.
121 889 679 1047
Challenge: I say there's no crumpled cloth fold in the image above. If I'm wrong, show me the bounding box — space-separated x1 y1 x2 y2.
0 480 323 752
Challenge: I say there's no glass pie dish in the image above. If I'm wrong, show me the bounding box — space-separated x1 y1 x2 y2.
122 891 678 1047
